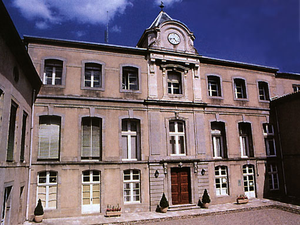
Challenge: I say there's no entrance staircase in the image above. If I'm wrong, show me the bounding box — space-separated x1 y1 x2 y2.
168 204 199 212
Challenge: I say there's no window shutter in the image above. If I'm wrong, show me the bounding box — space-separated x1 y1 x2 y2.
82 119 91 157
91 119 100 157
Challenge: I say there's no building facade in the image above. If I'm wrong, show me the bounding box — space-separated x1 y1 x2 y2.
24 9 300 219
0 2 42 225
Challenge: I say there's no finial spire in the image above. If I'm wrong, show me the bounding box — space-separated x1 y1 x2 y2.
160 1 164 11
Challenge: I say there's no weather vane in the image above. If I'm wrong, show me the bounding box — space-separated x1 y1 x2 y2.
160 1 164 11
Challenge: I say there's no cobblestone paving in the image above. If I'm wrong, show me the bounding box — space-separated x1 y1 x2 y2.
141 208 300 225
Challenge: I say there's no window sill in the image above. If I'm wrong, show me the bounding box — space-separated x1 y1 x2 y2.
120 89 141 93
234 98 249 101
122 159 138 161
208 96 223 99
81 87 105 91
170 154 186 156
124 201 141 205
43 85 65 88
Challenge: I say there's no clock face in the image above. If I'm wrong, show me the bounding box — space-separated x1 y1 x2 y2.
168 33 180 45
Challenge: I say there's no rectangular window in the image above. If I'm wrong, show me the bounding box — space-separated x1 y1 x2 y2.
44 59 63 85
168 72 182 94
263 124 276 156
37 171 57 209
20 111 28 162
293 84 300 93
215 166 228 196
123 170 140 203
122 67 139 90
122 119 140 160
268 164 279 190
211 122 227 158
82 170 100 213
258 81 270 101
239 123 254 157
208 76 221 97
38 116 60 159
234 78 247 99
169 121 185 155
7 101 18 162
82 117 101 160
84 63 102 88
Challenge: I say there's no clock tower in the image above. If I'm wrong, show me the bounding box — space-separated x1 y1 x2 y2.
137 7 197 54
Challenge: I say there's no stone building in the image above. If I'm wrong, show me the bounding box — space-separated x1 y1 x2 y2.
0 2 42 224
23 9 300 219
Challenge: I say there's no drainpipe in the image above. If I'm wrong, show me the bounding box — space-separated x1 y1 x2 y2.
274 106 287 195
26 89 36 221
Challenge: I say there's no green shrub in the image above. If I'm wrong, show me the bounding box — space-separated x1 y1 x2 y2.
159 193 169 208
34 199 44 216
202 189 211 204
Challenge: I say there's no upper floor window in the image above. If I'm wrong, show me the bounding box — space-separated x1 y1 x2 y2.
38 116 60 160
258 81 270 101
122 66 139 91
207 75 221 97
123 170 140 203
169 120 185 155
43 59 63 85
37 171 57 209
122 119 140 160
82 117 102 160
7 101 18 162
211 122 227 158
263 123 276 156
168 71 182 95
267 164 279 190
292 84 300 93
215 166 228 196
234 78 247 99
20 111 28 162
84 63 102 88
239 122 254 158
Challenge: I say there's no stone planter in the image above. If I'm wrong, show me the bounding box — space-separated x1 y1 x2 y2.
237 198 249 204
160 207 168 213
34 215 44 223
105 211 121 217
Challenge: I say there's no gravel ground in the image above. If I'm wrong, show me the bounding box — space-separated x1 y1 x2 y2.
141 208 300 225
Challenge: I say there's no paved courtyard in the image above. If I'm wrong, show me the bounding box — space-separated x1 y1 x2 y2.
142 208 300 225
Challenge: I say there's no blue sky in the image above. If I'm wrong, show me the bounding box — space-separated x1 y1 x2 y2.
3 0 300 73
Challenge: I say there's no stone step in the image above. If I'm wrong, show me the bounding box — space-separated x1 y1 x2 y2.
168 204 199 211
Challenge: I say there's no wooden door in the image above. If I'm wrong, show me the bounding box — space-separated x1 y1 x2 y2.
171 168 190 205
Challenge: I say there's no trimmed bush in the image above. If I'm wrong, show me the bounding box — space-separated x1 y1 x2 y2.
202 189 211 204
34 199 44 216
159 193 169 208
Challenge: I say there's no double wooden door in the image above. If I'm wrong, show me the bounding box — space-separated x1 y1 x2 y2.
171 168 191 205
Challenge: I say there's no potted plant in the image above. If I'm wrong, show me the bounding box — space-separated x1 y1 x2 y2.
201 189 211 208
159 193 169 213
34 199 44 223
105 204 121 217
236 194 249 204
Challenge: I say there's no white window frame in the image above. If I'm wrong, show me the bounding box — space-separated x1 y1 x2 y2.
258 81 270 101
122 119 140 161
37 171 57 209
84 63 102 88
43 59 63 85
167 72 182 95
211 122 226 158
234 78 247 99
123 170 140 204
82 170 101 213
169 120 186 156
263 124 276 157
207 75 221 97
215 166 228 196
122 66 139 91
268 164 279 190
293 84 300 93
239 123 253 158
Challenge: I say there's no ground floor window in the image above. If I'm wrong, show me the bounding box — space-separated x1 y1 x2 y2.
242 165 256 198
268 164 279 190
215 166 228 196
37 171 57 209
1 186 12 225
82 170 100 213
123 170 140 203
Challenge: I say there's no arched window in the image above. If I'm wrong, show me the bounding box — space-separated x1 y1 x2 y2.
234 78 247 99
123 170 140 203
258 81 270 101
37 171 57 209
